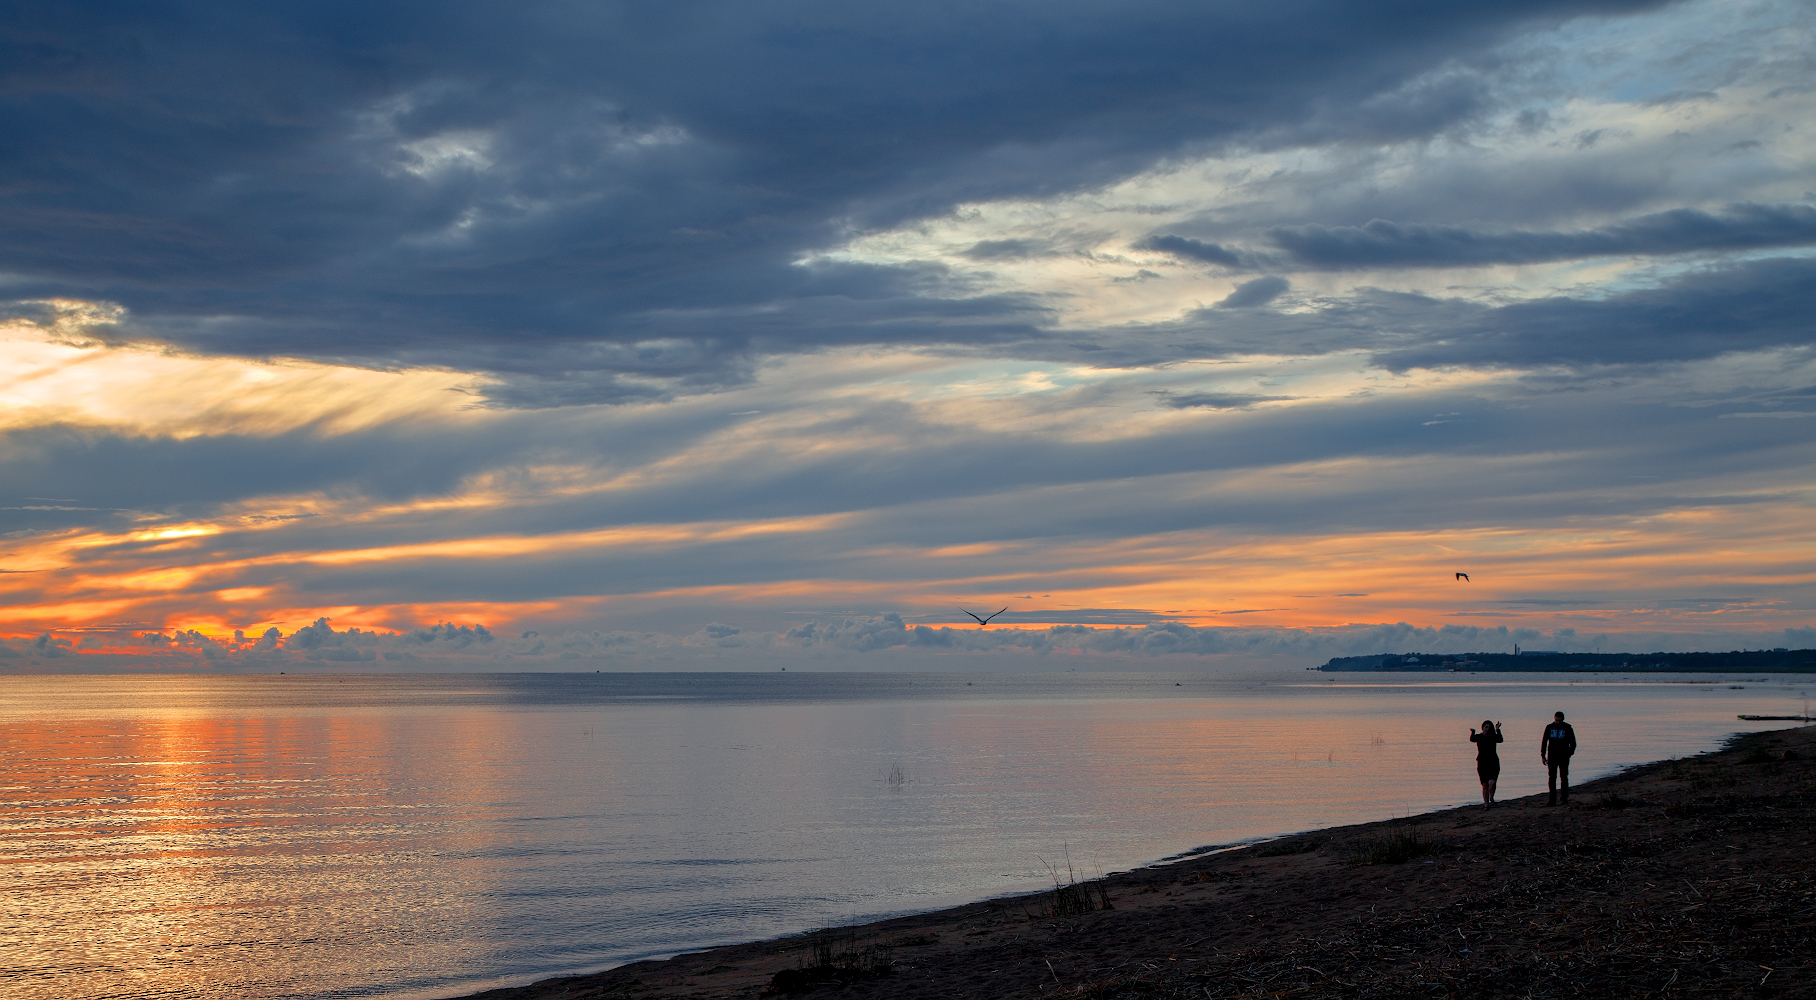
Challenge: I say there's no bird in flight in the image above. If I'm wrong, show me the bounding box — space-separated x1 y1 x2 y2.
961 607 1008 627
1455 572 1470 581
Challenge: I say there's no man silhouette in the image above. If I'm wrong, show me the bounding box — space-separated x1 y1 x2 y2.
1541 711 1577 805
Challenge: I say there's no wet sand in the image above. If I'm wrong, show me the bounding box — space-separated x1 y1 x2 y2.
457 725 1815 999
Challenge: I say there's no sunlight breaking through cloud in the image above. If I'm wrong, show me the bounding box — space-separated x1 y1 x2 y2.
2 0 1813 669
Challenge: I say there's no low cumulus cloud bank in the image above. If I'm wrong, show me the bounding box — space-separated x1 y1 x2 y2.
778 617 1816 660
0 619 500 671
6 617 1809 673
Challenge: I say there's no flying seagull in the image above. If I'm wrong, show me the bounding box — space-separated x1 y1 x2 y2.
1456 572 1470 581
961 607 1008 627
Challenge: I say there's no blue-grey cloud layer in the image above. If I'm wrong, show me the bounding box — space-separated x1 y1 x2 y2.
3 0 1814 660
2 0 1679 404
1138 205 1816 273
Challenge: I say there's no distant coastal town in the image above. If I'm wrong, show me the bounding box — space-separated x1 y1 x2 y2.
1318 648 1816 672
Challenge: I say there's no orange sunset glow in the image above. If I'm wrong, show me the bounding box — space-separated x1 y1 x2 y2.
5 329 1812 674
4 0 1815 673
7 8 1816 1000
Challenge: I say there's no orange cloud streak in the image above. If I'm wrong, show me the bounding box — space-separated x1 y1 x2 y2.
5 494 1808 643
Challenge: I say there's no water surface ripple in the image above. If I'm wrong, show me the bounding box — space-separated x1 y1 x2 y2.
2 671 1805 999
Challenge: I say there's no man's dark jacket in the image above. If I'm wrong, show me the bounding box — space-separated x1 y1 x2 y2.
1543 721 1576 760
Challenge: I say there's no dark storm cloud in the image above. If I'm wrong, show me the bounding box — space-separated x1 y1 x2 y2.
1153 391 1297 410
961 239 1058 261
1129 235 1251 268
1370 256 1816 371
1642 90 1718 106
1134 205 1816 275
1216 276 1290 308
1264 203 1816 270
0 0 1665 400
992 255 1815 374
0 423 509 537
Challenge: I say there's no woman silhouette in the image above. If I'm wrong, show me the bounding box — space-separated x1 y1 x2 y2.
1470 719 1503 809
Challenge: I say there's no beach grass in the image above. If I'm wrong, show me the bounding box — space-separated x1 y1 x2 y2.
765 926 896 994
1026 846 1113 918
1347 821 1446 865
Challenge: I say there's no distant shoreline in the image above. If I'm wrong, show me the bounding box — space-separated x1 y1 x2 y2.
459 724 1816 999
1319 647 1816 672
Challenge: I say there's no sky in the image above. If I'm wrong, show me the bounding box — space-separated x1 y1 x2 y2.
2 0 1814 672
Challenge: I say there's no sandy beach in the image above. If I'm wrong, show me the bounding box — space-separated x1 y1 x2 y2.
459 724 1814 1000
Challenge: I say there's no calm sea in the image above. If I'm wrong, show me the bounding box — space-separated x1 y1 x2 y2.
2 671 1808 1000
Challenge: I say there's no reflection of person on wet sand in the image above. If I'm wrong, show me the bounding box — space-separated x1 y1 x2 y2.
1470 719 1503 810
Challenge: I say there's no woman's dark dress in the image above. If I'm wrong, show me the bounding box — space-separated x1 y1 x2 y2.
1471 729 1503 781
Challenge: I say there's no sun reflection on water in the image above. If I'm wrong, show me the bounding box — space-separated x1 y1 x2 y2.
0 672 1801 1000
